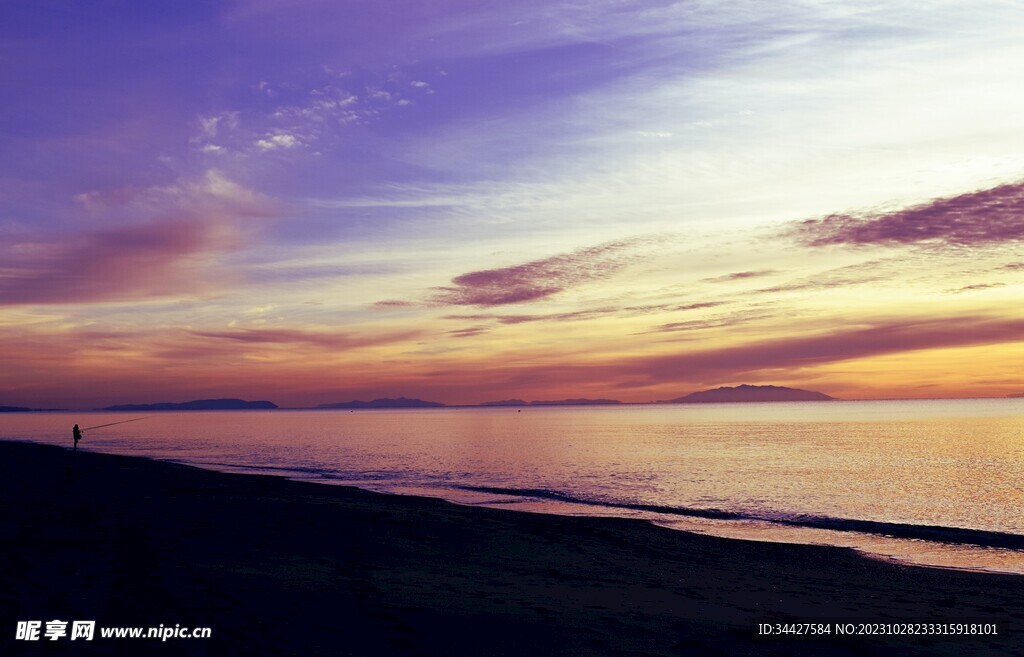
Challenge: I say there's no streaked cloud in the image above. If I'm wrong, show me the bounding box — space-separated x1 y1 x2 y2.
431 237 654 307
644 310 775 335
444 308 616 325
1 170 274 306
633 316 1024 383
790 180 1024 248
0 220 234 305
447 326 490 338
755 259 894 294
443 301 729 326
373 299 417 308
945 283 1007 294
189 327 420 350
702 270 777 283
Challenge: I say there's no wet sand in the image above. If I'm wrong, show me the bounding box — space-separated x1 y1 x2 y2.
1 441 1022 656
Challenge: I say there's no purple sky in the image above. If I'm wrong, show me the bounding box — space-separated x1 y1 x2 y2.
2 1 1024 408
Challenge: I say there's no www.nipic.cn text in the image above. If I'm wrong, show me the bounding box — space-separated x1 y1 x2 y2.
16 620 212 642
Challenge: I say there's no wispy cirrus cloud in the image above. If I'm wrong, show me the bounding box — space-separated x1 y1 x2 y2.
431 237 656 307
443 301 728 326
654 302 727 312
633 316 1024 382
373 299 417 308
427 315 1024 398
755 259 894 294
0 325 422 368
444 308 616 325
644 310 775 335
945 282 1007 294
190 66 437 158
702 270 777 283
246 262 392 285
447 326 490 338
188 327 421 350
73 169 275 220
790 180 1024 248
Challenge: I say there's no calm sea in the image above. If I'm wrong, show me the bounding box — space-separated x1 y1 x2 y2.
3 399 1023 573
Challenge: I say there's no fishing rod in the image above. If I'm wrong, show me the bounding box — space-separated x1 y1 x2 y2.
81 417 148 432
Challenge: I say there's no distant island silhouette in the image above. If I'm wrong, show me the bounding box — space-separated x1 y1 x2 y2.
528 399 622 406
12 389 1023 410
480 399 622 407
101 399 278 411
315 397 624 409
316 397 445 409
0 405 65 412
663 384 834 403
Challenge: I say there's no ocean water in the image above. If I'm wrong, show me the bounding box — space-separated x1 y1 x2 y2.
3 399 1023 573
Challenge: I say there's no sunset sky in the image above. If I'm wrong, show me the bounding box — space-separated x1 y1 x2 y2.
2 1 1023 409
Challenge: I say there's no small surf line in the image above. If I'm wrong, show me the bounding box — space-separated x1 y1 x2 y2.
457 485 1024 550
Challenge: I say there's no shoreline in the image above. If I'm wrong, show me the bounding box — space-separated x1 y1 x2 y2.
350 488 1024 577
3 440 1023 655
55 442 1024 575
447 484 1024 554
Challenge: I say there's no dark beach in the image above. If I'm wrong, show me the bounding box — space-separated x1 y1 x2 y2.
1 441 1021 656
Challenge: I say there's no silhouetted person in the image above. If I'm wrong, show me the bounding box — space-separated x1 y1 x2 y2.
72 424 82 451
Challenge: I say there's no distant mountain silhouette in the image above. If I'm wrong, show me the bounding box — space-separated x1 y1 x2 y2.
316 397 445 409
664 384 834 403
1008 392 1024 398
0 405 33 412
101 399 278 411
528 399 622 406
479 399 530 407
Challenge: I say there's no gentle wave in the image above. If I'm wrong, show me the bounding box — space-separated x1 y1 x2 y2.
458 485 1024 550
185 460 399 481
